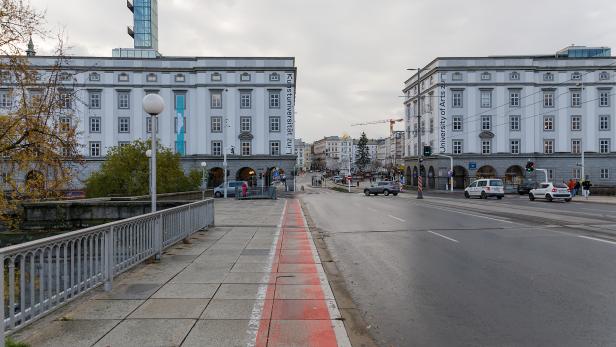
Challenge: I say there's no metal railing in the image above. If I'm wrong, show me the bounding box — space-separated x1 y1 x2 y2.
1 198 214 338
234 186 277 200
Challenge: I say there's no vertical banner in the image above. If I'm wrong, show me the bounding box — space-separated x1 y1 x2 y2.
176 94 185 156
438 73 447 154
285 72 295 155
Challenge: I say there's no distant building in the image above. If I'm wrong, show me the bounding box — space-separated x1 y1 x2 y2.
294 139 312 171
312 136 352 172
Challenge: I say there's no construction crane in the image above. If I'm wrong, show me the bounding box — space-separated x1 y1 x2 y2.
351 118 404 136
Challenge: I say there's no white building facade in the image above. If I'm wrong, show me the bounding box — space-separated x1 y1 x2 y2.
403 46 616 189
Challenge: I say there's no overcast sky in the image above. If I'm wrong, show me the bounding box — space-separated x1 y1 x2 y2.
31 0 616 142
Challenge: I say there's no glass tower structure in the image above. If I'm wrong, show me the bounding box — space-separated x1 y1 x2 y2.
133 0 158 50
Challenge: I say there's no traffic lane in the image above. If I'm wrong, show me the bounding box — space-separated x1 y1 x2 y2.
302 191 616 346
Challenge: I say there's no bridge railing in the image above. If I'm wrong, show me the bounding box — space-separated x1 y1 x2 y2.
1 198 215 338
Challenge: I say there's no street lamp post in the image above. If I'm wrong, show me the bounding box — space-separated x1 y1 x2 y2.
407 68 423 199
142 94 165 212
200 161 207 200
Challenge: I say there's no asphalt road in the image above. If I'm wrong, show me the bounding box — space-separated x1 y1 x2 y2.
299 178 616 346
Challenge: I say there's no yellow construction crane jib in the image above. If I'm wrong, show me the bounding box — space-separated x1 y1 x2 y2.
351 118 404 136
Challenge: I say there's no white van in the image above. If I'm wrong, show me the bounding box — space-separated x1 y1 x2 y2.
464 179 505 199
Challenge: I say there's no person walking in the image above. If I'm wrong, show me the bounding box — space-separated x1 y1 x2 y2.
582 180 592 200
573 180 580 197
567 179 575 196
241 181 248 198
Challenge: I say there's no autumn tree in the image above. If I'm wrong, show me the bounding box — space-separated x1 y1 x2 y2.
0 0 81 225
85 140 201 198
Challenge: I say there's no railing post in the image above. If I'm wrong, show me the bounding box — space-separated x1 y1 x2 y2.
1 253 5 347
211 200 215 226
104 227 114 292
182 205 192 244
155 214 162 260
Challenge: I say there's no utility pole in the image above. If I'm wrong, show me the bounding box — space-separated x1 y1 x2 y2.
223 117 228 199
415 68 424 199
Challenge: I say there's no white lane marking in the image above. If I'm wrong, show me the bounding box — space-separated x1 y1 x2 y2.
577 235 616 246
388 214 406 222
427 230 459 243
426 205 516 224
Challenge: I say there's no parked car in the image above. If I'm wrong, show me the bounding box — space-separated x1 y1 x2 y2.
214 181 248 198
517 179 538 195
464 179 505 199
332 176 343 183
364 181 400 196
529 182 571 202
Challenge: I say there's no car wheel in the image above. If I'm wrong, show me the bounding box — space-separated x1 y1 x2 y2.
546 194 553 202
393 193 398 196
214 192 222 198
565 198 571 202
464 191 470 199
529 193 535 201
497 196 503 200
364 190 370 196
480 191 487 199
383 190 390 196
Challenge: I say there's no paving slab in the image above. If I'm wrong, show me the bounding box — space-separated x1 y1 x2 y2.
24 319 120 347
96 283 162 300
93 319 195 347
230 262 271 273
128 298 209 319
213 284 263 300
152 283 220 299
66 299 143 320
200 299 273 320
181 319 263 347
223 272 275 284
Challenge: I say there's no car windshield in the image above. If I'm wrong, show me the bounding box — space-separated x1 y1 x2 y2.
489 180 503 186
554 184 568 188
540 183 550 188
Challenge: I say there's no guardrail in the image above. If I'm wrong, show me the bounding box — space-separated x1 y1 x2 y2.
1 198 214 338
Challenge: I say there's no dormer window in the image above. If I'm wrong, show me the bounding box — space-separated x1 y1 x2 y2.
118 73 129 82
543 72 554 81
480 72 491 81
451 72 463 81
88 72 100 82
269 72 280 82
571 72 582 80
174 73 185 83
599 71 610 80
211 72 222 82
509 72 520 80
146 73 157 82
240 72 251 82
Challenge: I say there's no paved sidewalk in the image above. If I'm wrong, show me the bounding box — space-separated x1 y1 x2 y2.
12 199 350 347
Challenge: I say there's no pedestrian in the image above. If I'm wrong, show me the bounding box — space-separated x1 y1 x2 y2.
582 180 592 200
241 182 248 198
567 179 575 192
573 181 580 197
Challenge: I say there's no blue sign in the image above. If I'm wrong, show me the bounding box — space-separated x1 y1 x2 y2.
469 162 477 170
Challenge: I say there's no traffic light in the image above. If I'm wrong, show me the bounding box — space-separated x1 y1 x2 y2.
423 146 432 157
525 161 535 173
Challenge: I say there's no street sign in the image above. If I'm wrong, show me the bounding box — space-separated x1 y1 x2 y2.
423 146 432 157
469 162 477 170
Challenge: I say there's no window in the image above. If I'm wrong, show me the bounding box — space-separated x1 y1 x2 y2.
269 116 280 132
211 116 222 132
89 91 101 109
210 90 222 108
174 116 186 133
270 141 281 156
240 91 251 109
509 90 520 107
429 118 434 133
241 141 251 156
543 139 554 154
571 72 582 80
599 115 610 131
240 117 251 132
571 90 581 107
59 117 71 132
89 72 100 82
509 71 520 80
118 141 130 148
573 168 581 180
599 71 610 80
211 72 222 82
269 90 280 108
146 73 157 82
481 140 491 155
0 90 12 108
118 117 130 133
599 139 610 154
543 116 554 131
543 72 554 81
89 142 101 157
89 117 101 133
452 140 463 154
59 72 71 81
481 115 491 131
270 73 280 82
480 72 491 80
421 120 425 134
599 90 610 107
510 115 520 131
547 169 554 181
480 90 492 108
118 91 130 109
452 116 462 131
543 91 554 107
510 140 520 154
146 116 158 133
118 73 129 82
452 90 463 108
59 91 72 109
174 74 185 82
571 139 581 154
211 141 222 156
571 115 581 131
600 168 610 179
240 72 251 82
452 72 462 81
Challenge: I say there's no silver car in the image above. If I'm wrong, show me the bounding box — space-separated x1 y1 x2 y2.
214 181 247 198
364 181 400 196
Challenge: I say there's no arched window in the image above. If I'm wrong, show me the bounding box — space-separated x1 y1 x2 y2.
174 73 185 82
118 73 129 82
269 72 280 82
88 72 100 82
599 71 610 80
240 72 251 82
211 72 222 82
146 73 157 82
509 71 520 80
481 72 491 81
571 72 582 80
543 72 554 81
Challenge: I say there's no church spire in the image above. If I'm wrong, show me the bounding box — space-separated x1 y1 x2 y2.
26 36 36 57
